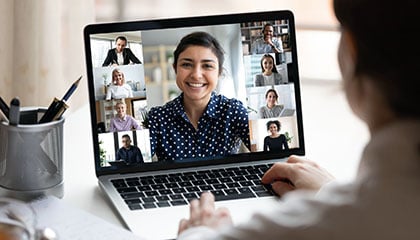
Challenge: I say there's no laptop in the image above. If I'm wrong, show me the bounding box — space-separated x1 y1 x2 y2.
83 10 304 240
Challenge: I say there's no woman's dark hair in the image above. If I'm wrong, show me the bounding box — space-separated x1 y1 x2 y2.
265 88 278 99
334 0 420 118
266 120 281 131
260 54 278 73
173 31 225 75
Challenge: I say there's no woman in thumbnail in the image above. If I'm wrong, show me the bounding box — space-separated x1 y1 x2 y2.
254 54 286 87
105 68 133 100
102 36 142 67
258 88 284 118
148 31 250 162
263 119 289 151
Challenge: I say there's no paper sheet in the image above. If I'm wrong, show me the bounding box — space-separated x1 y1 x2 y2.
30 196 145 240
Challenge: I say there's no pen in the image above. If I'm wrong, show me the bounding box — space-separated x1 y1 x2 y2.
9 98 20 126
39 76 82 124
0 96 9 120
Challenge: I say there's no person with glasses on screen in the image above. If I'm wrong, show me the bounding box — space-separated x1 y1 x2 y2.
177 0 420 239
148 31 250 162
115 134 144 165
102 36 142 67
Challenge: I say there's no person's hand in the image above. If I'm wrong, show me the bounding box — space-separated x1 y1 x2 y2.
178 192 233 235
264 36 273 45
261 155 335 196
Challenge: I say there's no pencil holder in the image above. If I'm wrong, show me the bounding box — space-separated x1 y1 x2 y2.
0 107 64 201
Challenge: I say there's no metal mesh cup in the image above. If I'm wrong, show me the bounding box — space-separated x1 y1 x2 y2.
0 108 64 200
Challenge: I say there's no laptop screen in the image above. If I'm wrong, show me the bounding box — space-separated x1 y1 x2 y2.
83 10 304 175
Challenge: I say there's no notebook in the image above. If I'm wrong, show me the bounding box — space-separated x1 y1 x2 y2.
83 10 304 240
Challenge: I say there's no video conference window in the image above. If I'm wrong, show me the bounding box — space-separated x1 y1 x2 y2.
90 19 299 167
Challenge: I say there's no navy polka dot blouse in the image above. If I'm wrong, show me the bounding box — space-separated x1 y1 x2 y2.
148 92 250 162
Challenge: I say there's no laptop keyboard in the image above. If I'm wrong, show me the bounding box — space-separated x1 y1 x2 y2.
111 163 276 210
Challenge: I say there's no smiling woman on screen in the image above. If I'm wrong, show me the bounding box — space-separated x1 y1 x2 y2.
148 31 250 162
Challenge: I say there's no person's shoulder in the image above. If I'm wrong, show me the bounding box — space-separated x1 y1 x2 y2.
215 94 247 115
124 48 134 53
149 97 179 116
215 94 243 106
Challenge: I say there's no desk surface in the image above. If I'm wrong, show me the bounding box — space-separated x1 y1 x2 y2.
62 80 369 229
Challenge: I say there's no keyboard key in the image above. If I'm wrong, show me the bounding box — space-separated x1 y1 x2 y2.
165 182 179 188
226 182 240 188
170 194 184 200
128 204 142 210
232 176 246 181
156 196 170 201
237 187 252 193
111 180 127 188
256 191 273 197
183 192 198 200
245 174 260 180
144 190 159 197
205 179 219 184
191 180 206 185
125 198 141 205
211 190 225 196
126 181 141 187
153 178 169 184
199 185 213 191
185 186 200 192
171 200 188 206
158 189 173 195
120 192 145 199
117 187 137 193
150 184 166 190
142 203 157 209
141 197 155 203
172 188 186 194
140 179 155 185
224 188 238 195
219 177 233 183
138 185 152 191
214 192 256 201
179 181 193 187
157 201 171 208
239 181 254 187
213 183 226 189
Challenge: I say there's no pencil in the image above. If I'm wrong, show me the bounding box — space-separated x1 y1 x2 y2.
62 76 82 101
39 76 82 123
